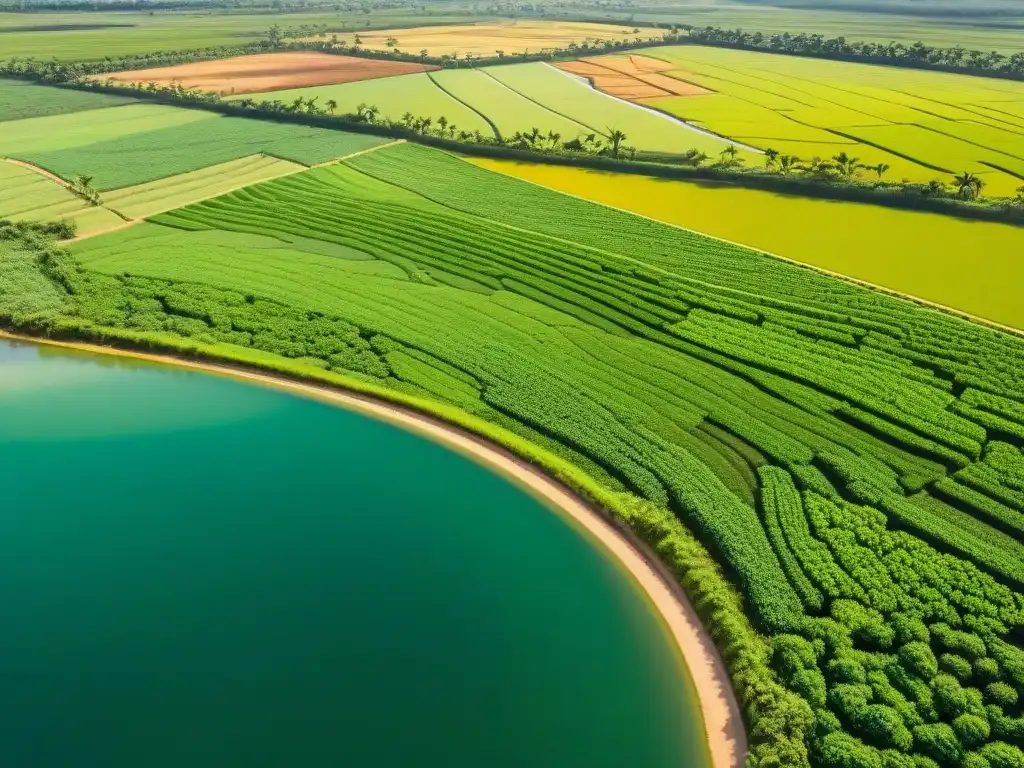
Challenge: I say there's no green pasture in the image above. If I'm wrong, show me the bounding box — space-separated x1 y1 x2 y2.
642 45 1024 192
237 73 495 138
12 113 387 189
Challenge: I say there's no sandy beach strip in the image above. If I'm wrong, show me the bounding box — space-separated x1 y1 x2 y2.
1 330 747 768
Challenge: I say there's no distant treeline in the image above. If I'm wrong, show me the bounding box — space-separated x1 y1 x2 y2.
0 0 428 12
669 24 1024 80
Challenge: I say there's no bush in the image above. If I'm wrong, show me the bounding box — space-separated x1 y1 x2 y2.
987 683 1019 708
791 668 828 708
913 722 964 766
943 654 976 682
964 754 993 768
976 659 1003 684
980 742 1024 768
816 731 884 768
933 673 971 718
830 653 870 684
880 750 916 768
955 714 994 748
774 633 819 676
894 615 931 646
859 704 914 751
901 643 940 680
931 624 988 662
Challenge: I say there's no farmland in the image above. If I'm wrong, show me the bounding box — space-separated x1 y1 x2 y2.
0 160 122 236
3 105 387 189
324 21 657 58
0 78 136 121
7 140 1021 767
102 53 438 97
617 46 1024 194
469 158 1024 330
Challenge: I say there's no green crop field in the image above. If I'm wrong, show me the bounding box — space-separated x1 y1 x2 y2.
0 78 136 122
0 160 122 235
482 62 746 157
101 154 305 220
640 46 1024 194
8 140 1012 767
9 112 387 189
429 69 590 140
0 103 216 156
0 9 479 61
237 73 495 139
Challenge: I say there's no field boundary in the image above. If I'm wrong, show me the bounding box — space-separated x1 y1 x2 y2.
466 155 1024 339
426 72 502 142
0 328 746 768
1 156 68 184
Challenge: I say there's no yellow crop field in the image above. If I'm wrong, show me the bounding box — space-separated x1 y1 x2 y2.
470 157 1024 331
333 21 657 58
627 45 1024 194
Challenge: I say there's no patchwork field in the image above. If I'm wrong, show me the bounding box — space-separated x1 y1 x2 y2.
100 53 439 97
5 106 387 190
556 55 713 100
0 78 136 122
616 46 1024 194
15 140 1023 768
325 21 658 58
470 158 1024 330
0 160 122 236
101 154 305 220
236 73 495 138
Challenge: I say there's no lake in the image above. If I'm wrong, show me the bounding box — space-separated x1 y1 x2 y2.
0 338 710 768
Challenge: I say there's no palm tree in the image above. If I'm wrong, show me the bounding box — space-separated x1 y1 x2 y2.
763 147 779 170
778 155 799 175
953 171 984 200
1015 185 1024 207
718 144 742 167
832 151 862 178
871 162 890 180
690 151 710 167
325 99 337 115
437 116 448 136
607 128 628 158
401 112 414 127
804 156 835 177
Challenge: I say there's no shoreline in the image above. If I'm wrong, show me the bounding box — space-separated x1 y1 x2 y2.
1 329 747 768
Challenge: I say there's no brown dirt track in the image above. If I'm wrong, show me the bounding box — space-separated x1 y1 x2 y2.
99 53 439 96
556 55 713 100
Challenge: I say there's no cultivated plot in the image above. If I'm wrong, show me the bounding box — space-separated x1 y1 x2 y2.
482 62 745 156
99 52 439 97
12 114 388 189
0 78 136 122
319 21 658 58
633 45 1024 191
0 160 122 235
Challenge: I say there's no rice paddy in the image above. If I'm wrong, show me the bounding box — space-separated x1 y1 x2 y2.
469 157 1024 330
625 46 1024 193
0 78 136 122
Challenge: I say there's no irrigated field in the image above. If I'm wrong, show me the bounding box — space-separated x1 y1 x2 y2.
617 46 1024 194
327 21 658 58
469 158 1024 330
33 141 1024 768
101 53 438 97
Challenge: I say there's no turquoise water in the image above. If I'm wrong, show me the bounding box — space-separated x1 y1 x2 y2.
0 339 710 768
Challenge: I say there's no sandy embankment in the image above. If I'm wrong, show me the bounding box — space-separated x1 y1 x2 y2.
0 331 747 768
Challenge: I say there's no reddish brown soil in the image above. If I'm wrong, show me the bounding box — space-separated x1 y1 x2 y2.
557 54 712 100
99 53 439 96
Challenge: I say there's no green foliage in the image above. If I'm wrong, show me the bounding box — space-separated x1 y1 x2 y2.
914 722 965 766
0 77 135 121
980 742 1024 768
955 714 993 748
987 683 1019 708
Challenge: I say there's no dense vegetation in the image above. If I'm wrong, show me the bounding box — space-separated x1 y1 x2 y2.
6 143 1024 767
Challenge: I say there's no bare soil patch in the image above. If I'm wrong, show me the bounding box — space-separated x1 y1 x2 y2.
99 53 438 96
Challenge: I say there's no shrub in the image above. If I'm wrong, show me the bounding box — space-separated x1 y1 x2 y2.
964 753 993 768
901 643 940 680
859 704 914 751
791 668 828 708
980 742 1024 768
830 653 870 684
933 673 971 718
987 683 1019 708
913 722 964 766
816 731 884 768
931 624 989 661
955 714 994 748
774 633 819 676
943 654 976 682
894 615 932 646
976 659 1003 684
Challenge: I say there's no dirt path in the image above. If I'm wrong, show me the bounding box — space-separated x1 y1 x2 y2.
0 329 747 768
2 157 68 184
70 218 142 243
314 138 407 168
